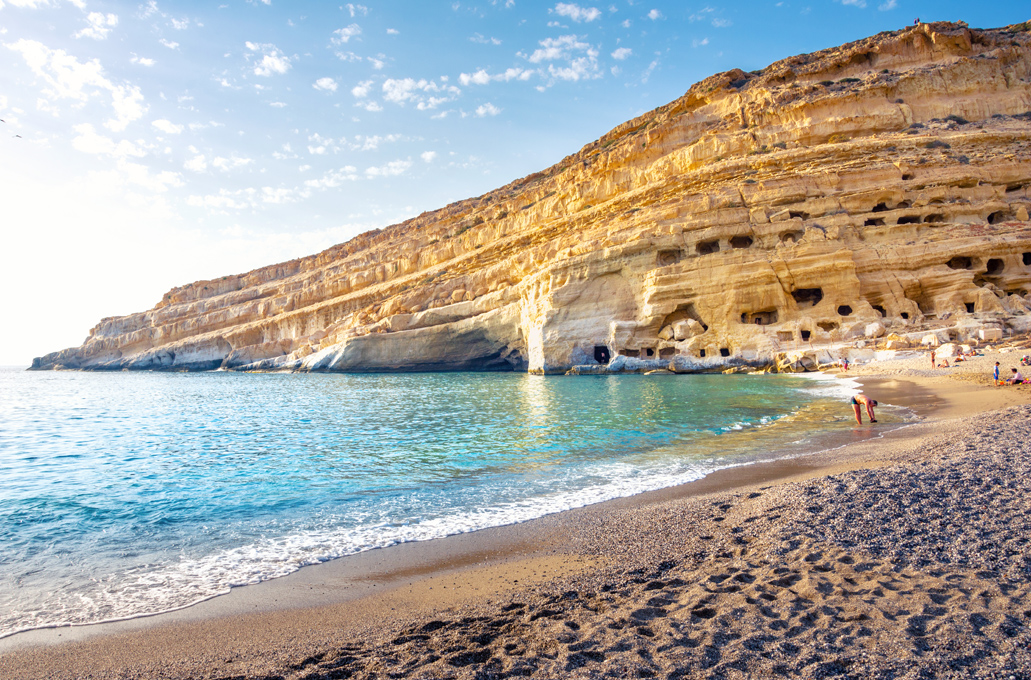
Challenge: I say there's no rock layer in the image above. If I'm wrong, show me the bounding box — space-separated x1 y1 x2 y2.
32 21 1031 373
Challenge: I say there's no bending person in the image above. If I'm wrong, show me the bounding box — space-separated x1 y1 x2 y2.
850 393 878 425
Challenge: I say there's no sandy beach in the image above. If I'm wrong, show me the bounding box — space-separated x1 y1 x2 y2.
3 347 1031 679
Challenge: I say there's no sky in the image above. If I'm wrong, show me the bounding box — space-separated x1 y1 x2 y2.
0 1 1026 365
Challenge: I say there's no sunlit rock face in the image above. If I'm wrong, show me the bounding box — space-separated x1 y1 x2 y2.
32 22 1031 374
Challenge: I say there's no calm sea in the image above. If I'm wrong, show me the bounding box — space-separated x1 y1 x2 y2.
0 367 895 638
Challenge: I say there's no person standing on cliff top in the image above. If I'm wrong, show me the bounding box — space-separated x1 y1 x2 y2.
850 394 878 425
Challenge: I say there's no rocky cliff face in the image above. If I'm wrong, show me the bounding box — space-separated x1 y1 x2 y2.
33 21 1031 374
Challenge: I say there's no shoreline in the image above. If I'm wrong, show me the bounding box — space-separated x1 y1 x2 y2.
3 359 1030 678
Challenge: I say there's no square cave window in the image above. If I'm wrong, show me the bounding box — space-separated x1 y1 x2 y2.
800 330 812 341
719 348 731 357
699 349 706 358
594 345 611 364
659 348 676 359
730 235 754 249
965 302 975 313
777 331 794 342
1024 252 1031 266
696 240 720 255
644 347 655 357
622 349 640 358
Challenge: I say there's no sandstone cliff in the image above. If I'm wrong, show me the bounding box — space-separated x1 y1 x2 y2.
33 21 1031 374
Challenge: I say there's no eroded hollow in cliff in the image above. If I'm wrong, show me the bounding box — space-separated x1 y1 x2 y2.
594 346 611 364
696 240 720 255
965 302 976 313
1023 252 1031 266
817 322 838 332
837 305 853 316
865 218 885 226
896 215 920 225
656 249 683 267
730 235 754 249
872 305 886 317
719 348 730 357
659 348 675 359
741 310 779 325
872 202 890 213
791 288 823 308
947 256 973 270
622 349 640 358
986 258 1005 276
924 213 945 223
781 230 804 243
987 211 1008 225
800 330 812 341
661 303 708 332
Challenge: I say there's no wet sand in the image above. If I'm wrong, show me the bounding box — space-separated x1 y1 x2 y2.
3 355 1031 679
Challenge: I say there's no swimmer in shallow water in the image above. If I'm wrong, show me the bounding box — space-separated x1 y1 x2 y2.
850 393 878 425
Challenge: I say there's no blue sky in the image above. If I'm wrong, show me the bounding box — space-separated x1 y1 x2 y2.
0 0 1026 364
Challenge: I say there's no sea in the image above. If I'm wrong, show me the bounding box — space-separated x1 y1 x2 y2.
0 366 904 639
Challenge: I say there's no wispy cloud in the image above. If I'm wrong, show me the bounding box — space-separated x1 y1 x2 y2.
552 3 601 22
382 77 460 109
470 33 502 45
345 3 368 17
332 24 362 44
75 13 119 41
459 67 532 85
611 47 632 60
647 9 663 20
365 159 412 177
421 150 437 162
130 54 155 66
313 77 338 92
878 0 897 9
475 102 500 116
152 119 183 134
245 42 291 76
524 34 601 83
6 39 146 131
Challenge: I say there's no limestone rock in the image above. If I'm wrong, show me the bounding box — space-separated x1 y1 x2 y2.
29 22 1031 374
864 322 886 339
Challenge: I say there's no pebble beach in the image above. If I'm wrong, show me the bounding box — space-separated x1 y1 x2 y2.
2 349 1030 680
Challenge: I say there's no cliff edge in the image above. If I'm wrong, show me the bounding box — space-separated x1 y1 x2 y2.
33 21 1031 374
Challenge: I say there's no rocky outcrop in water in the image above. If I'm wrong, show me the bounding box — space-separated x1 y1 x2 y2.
32 21 1031 374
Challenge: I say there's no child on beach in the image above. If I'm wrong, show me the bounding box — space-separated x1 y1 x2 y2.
1007 368 1025 385
994 362 1001 385
850 394 878 425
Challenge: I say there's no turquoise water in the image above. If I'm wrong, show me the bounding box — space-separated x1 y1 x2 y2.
0 368 887 638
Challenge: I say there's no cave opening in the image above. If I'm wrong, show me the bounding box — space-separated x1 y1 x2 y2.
781 230 805 243
872 202 890 212
924 214 945 223
659 348 675 359
901 312 910 319
742 310 779 325
730 235 754 249
837 305 853 316
1024 252 1031 266
965 302 975 313
872 305 886 317
986 258 1005 276
947 256 973 270
816 322 838 332
622 349 640 358
699 349 706 358
656 249 683 267
644 347 655 357
791 288 824 307
865 218 885 227
800 330 812 341
696 240 720 255
719 348 731 357
788 211 809 220
897 200 912 209
594 345 611 364
1006 183 1025 193
777 331 794 342
897 215 920 225
987 211 1007 225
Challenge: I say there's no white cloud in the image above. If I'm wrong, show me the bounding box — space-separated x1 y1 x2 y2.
368 56 385 70
470 33 502 45
459 67 531 85
304 166 359 188
711 17 731 27
70 123 146 159
130 54 155 66
838 0 867 6
245 42 291 76
382 77 459 109
526 35 601 83
878 0 897 9
647 9 663 20
187 189 256 210
75 13 119 41
611 47 632 60
360 100 383 112
184 154 207 172
421 151 437 162
332 24 362 43
386 28 399 35
459 69 490 86
6 39 147 131
170 17 189 30
351 79 373 98
692 37 709 48
345 3 367 17
552 3 602 22
475 102 500 117
159 38 179 49
212 155 254 171
269 101 287 107
313 76 338 92
365 159 412 177
151 118 183 134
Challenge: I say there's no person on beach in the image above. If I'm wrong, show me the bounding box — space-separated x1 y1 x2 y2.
994 362 1001 385
930 350 936 368
1007 368 1025 385
850 394 878 425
